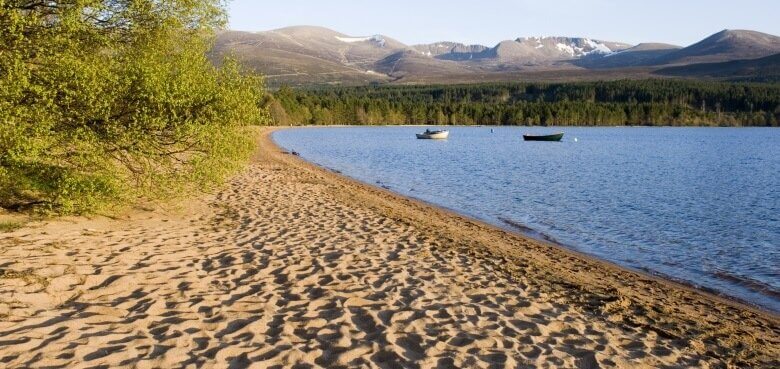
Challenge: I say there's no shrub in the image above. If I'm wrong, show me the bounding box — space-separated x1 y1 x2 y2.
0 0 269 214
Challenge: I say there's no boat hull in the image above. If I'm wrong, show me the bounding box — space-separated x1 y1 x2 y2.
523 132 564 141
416 131 450 139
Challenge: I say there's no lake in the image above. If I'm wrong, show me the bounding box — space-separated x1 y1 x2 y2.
273 126 780 312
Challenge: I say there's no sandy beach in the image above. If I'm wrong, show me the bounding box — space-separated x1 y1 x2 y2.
0 127 777 369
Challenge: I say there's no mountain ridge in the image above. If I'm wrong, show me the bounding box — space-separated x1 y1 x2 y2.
656 29 780 65
213 26 780 86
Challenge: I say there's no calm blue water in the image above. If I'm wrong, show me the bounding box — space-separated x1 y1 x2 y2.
273 127 780 312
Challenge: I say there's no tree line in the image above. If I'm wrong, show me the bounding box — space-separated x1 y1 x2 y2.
266 80 780 127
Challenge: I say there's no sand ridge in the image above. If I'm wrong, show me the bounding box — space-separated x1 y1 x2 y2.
0 127 777 368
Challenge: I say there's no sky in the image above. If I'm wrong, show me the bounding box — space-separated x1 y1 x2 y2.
227 0 780 47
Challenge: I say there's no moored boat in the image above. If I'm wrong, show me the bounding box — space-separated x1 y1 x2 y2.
416 129 450 139
523 132 564 141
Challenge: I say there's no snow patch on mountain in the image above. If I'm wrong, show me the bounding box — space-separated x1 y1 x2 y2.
556 43 576 55
553 39 613 57
336 36 371 43
584 38 613 54
335 35 387 47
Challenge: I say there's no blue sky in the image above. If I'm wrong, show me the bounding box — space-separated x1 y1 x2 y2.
227 0 780 47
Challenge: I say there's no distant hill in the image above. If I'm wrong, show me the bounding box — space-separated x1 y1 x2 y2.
212 26 400 86
576 30 780 70
656 53 780 81
655 30 780 65
212 27 780 86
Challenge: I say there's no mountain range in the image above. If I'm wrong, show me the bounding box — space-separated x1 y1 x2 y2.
211 27 780 86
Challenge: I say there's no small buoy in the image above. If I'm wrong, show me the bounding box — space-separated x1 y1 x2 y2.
491 128 494 133
574 138 578 142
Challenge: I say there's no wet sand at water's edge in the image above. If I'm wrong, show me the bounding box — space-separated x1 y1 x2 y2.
0 127 777 368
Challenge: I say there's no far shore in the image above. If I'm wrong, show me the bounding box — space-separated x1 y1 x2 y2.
0 127 777 368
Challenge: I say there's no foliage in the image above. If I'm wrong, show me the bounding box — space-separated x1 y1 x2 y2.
0 0 270 214
272 80 780 127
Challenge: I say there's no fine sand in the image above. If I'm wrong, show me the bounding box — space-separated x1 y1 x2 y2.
0 128 777 369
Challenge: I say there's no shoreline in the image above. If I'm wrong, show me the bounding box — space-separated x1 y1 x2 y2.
271 126 779 317
263 127 780 354
0 126 777 368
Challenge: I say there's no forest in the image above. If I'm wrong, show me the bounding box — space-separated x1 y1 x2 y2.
267 80 780 127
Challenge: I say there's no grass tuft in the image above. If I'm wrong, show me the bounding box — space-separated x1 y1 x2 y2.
0 221 23 233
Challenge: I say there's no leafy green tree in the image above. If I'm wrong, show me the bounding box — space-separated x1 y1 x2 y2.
0 0 269 213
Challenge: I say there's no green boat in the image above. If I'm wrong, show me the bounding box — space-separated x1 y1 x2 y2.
523 132 564 141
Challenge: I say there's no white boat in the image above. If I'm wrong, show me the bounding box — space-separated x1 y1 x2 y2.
416 129 449 139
